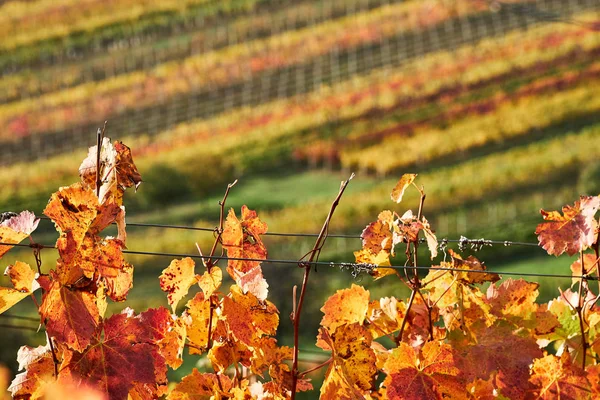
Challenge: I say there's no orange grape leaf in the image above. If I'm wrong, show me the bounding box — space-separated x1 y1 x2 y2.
44 381 107 400
421 216 438 260
59 308 169 400
8 345 55 400
266 362 313 397
570 254 599 288
528 353 592 399
354 248 394 279
319 323 377 396
39 273 100 352
391 174 417 203
158 316 187 370
535 196 600 256
183 292 213 355
114 141 142 191
1 261 40 314
486 279 559 336
449 249 499 284
360 210 395 258
208 336 252 373
319 284 370 336
0 364 8 395
198 266 222 297
166 369 232 400
160 257 198 312
222 206 268 277
383 341 466 400
366 297 406 340
0 211 39 258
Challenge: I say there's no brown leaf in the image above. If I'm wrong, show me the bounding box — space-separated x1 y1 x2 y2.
536 196 600 256
391 174 417 203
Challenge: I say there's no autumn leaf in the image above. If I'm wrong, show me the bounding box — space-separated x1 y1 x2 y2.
319 284 370 337
221 206 269 299
0 210 39 258
320 324 377 399
449 249 499 284
528 353 592 399
365 297 406 340
355 211 396 278
383 341 467 400
391 174 417 203
114 141 142 192
183 291 213 355
59 308 169 400
570 253 599 288
535 196 600 256
167 368 232 400
160 257 198 312
158 316 187 370
39 273 100 352
1 261 40 314
421 216 438 260
8 345 55 400
198 266 222 297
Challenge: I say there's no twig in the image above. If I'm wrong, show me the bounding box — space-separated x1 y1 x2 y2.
205 180 237 269
576 248 588 369
46 332 59 377
299 357 333 378
594 219 600 294
95 122 107 198
396 290 417 344
291 174 354 399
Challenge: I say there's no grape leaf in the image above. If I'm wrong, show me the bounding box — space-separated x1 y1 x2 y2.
354 247 394 279
166 368 232 400
421 216 438 260
39 273 100 352
365 296 406 340
183 291 213 355
319 323 377 397
221 206 269 299
160 257 198 312
198 266 222 297
158 315 187 370
0 210 39 258
528 353 592 399
59 308 169 400
570 254 599 288
449 249 499 284
114 141 142 192
383 341 466 400
319 284 370 338
391 174 417 203
535 196 600 256
1 261 40 314
8 345 55 400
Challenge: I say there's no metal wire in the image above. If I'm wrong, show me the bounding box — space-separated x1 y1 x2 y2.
0 314 39 322
0 241 589 281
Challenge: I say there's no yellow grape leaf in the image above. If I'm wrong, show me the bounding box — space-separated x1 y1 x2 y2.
535 196 600 256
0 211 39 258
183 292 213 355
319 284 370 337
391 174 417 203
198 266 222 297
354 248 394 279
319 324 377 398
1 261 40 314
528 353 592 399
366 297 406 340
158 316 187 370
166 368 232 400
159 258 198 312
383 341 467 400
421 216 438 260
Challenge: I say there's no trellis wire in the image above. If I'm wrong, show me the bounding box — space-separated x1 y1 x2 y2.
0 241 591 281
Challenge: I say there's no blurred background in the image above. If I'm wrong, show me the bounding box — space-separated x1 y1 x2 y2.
0 0 599 394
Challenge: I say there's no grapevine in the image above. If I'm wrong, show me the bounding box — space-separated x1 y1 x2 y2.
1 138 600 399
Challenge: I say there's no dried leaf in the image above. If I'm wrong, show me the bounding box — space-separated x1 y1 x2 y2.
0 210 39 258
536 196 600 256
421 216 438 260
391 174 417 203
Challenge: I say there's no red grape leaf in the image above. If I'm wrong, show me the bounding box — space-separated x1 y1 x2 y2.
198 266 222 297
452 323 542 399
319 323 377 397
528 353 592 399
1 261 39 314
383 341 466 400
319 284 370 336
570 253 599 288
391 174 417 203
183 291 213 355
39 273 100 352
222 206 268 277
59 308 169 400
166 369 232 400
0 211 39 258
535 196 600 256
159 257 198 312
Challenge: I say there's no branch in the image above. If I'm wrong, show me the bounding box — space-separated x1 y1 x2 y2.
95 122 107 198
291 173 354 399
576 249 589 369
205 180 238 269
299 357 333 378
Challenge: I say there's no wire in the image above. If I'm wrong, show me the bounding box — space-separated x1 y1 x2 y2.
37 216 540 245
0 241 589 281
0 323 39 332
0 314 39 322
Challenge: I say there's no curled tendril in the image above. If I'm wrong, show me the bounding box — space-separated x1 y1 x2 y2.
458 236 493 252
333 262 375 280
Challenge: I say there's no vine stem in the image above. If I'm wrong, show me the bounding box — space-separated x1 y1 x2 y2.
290 174 353 399
594 218 600 294
95 122 107 198
576 248 588 369
205 180 237 269
299 357 333 378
